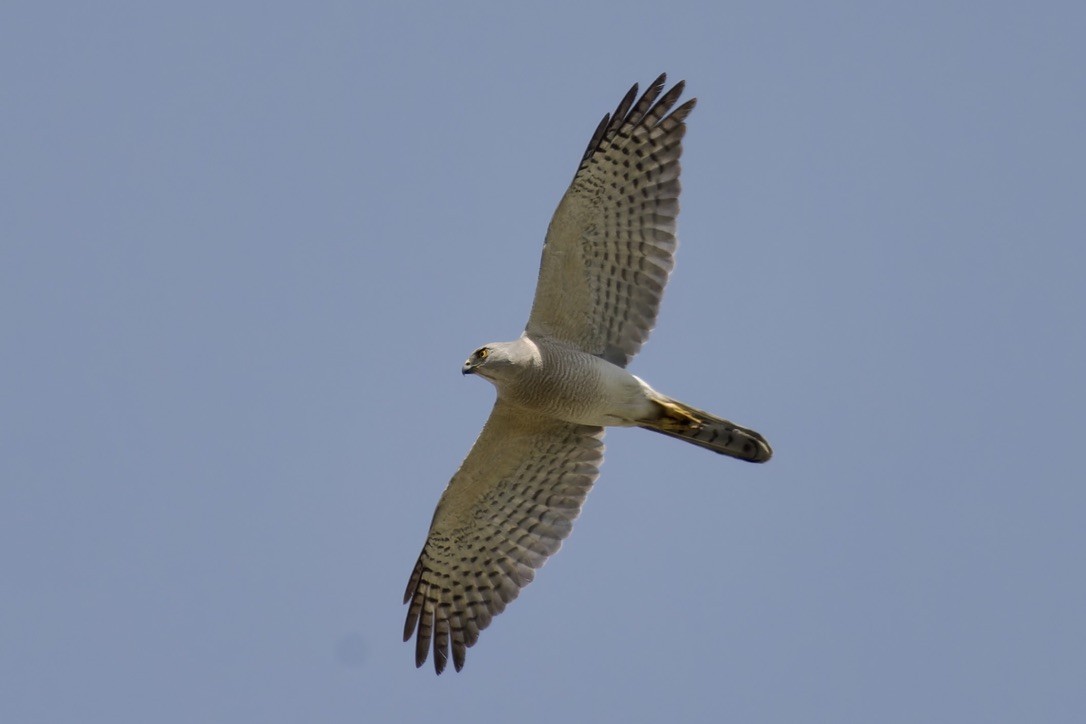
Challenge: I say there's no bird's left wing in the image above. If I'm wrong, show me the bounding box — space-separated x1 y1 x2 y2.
525 74 696 367
404 400 604 673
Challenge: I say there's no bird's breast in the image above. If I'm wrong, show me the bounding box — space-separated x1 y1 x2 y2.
500 344 652 427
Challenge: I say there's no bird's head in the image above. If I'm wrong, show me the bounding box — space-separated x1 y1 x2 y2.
462 340 533 381
462 345 500 378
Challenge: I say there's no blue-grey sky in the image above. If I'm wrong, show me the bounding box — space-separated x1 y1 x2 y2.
3 2 1084 722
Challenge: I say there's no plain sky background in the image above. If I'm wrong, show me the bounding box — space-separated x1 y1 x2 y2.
3 2 1084 722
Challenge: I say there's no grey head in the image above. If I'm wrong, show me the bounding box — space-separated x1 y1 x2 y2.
461 338 539 382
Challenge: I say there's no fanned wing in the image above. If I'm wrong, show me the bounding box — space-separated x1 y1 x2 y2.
525 74 696 367
403 401 604 674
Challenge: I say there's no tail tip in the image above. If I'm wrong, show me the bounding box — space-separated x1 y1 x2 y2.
739 428 773 463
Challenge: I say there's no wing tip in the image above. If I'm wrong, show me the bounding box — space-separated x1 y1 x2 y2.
576 74 694 173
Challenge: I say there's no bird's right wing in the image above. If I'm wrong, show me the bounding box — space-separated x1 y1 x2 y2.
404 400 604 673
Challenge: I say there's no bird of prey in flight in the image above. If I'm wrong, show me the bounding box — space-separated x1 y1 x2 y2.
403 74 771 673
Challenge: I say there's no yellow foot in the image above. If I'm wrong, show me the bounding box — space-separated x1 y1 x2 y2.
659 400 702 430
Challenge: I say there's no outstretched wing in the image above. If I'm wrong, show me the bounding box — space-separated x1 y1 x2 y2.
525 74 696 368
403 401 604 673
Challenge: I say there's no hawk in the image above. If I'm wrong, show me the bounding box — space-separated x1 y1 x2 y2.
403 74 771 673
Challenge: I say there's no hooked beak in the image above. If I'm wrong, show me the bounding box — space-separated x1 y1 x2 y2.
461 360 475 375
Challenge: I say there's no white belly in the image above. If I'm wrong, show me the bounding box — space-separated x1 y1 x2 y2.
516 343 657 427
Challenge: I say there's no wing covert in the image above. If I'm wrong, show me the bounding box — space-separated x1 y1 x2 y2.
526 74 696 367
403 401 604 673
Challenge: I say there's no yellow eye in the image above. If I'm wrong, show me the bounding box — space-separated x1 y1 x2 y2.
478 347 489 360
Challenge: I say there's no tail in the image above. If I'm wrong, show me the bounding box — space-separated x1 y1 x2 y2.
637 396 772 463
